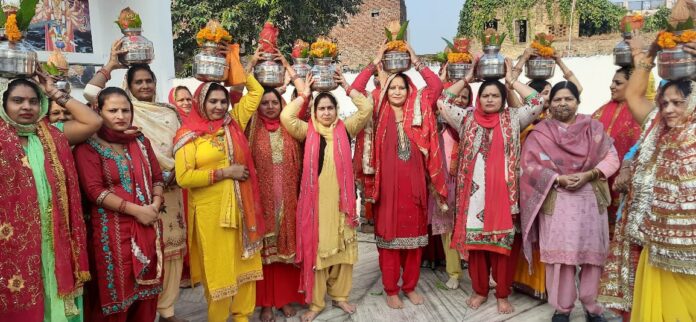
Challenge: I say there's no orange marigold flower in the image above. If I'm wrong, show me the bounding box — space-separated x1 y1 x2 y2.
386 40 407 52
5 14 22 42
679 30 696 43
447 52 472 63
658 31 678 49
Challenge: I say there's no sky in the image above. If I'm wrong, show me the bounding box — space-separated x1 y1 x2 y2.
405 0 466 54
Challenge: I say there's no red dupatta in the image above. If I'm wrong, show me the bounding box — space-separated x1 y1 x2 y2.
295 118 357 304
359 71 446 205
0 119 90 318
246 99 301 263
173 82 265 257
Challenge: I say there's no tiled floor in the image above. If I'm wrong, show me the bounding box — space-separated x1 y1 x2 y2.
173 233 620 322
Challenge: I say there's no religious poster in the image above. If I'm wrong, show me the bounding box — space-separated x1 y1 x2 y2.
25 0 94 53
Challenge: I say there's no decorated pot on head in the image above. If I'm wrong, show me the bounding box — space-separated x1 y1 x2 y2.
42 50 71 92
192 20 231 82
116 7 154 66
441 36 473 81
0 2 37 78
253 21 285 88
291 39 312 78
382 20 411 73
525 33 556 80
476 29 506 80
309 37 338 92
657 26 696 81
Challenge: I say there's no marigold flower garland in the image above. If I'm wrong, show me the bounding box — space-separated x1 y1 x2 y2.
196 20 232 46
310 37 337 58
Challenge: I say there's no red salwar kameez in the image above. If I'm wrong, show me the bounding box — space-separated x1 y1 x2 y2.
246 107 305 309
353 64 446 296
74 133 164 322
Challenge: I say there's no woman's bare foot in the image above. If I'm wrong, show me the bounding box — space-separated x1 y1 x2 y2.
445 276 459 289
405 291 424 305
260 307 275 322
332 300 357 314
497 298 515 314
386 294 404 309
466 294 488 309
280 304 296 317
301 310 320 322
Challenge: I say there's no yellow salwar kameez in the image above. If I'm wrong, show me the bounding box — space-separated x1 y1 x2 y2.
281 92 372 312
175 76 263 322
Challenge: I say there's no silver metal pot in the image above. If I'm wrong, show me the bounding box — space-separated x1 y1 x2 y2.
0 40 37 78
55 79 71 93
657 44 696 81
254 53 285 88
292 57 311 79
447 62 472 81
382 51 410 74
476 45 505 80
193 42 228 82
311 57 337 92
118 28 154 66
614 33 633 67
525 56 555 80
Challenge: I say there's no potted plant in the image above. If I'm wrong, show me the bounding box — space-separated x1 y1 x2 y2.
476 28 506 80
193 19 231 82
309 36 338 92
0 0 38 78
115 7 154 66
656 17 696 80
526 32 556 80
382 20 410 73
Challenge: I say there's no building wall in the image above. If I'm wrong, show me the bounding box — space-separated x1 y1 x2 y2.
329 0 406 69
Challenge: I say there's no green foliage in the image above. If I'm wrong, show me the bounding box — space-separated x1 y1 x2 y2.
457 0 629 41
16 0 39 31
42 62 61 76
396 20 408 40
385 27 393 41
644 6 671 32
171 0 362 77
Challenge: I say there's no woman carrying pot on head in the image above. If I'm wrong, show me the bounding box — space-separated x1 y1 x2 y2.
0 72 101 322
352 41 446 310
173 78 264 322
247 51 306 322
281 71 373 322
83 39 189 322
619 34 696 322
427 65 475 290
74 87 166 322
520 81 619 322
437 58 544 315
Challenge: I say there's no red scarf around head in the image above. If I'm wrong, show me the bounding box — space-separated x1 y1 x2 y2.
0 120 90 318
295 119 357 304
361 71 446 204
472 102 513 240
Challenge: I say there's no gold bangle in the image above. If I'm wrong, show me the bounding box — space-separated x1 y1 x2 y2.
637 60 655 71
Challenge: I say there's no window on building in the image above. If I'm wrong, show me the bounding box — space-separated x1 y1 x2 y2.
516 20 528 43
371 9 380 17
548 24 569 38
484 19 498 30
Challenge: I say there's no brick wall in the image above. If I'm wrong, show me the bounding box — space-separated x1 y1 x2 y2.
329 0 407 69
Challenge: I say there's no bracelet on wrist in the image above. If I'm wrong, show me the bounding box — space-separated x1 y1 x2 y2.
55 93 71 107
98 68 111 81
